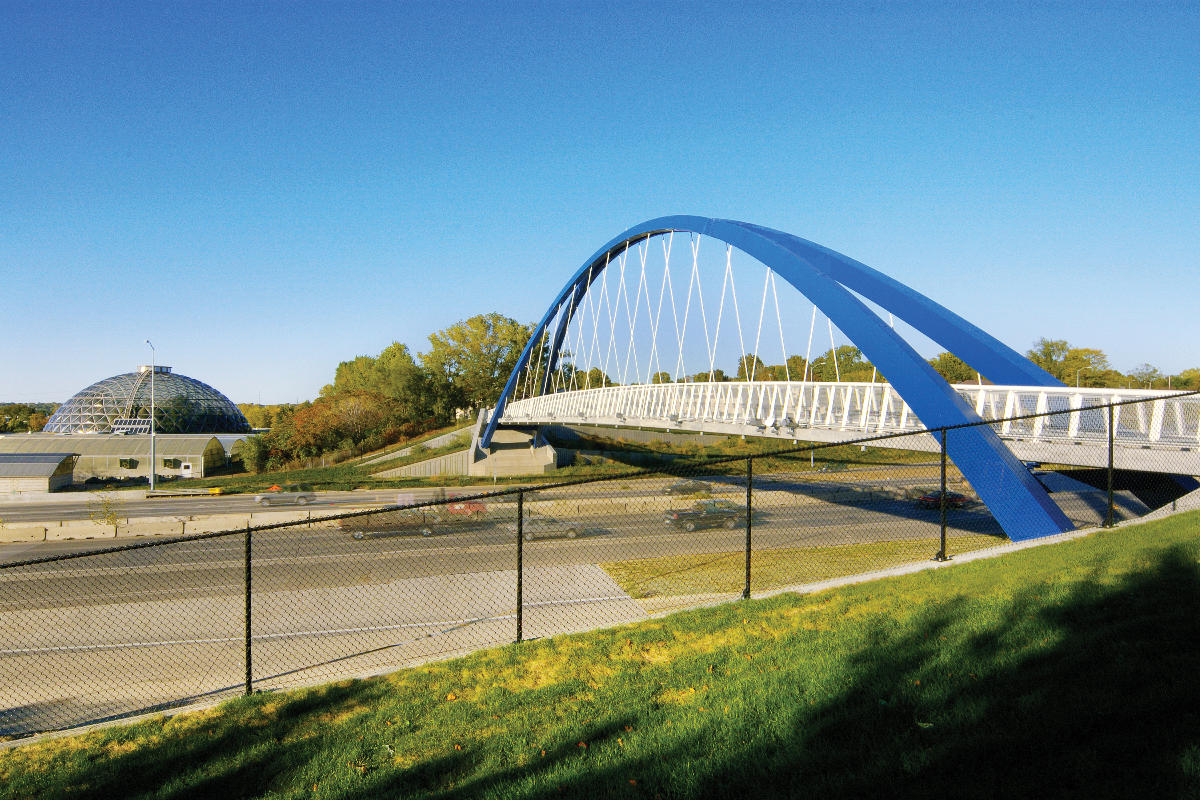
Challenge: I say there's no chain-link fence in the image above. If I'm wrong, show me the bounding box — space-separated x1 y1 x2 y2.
2 392 1197 740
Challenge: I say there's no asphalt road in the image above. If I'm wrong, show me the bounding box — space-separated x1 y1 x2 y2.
0 472 1141 738
0 463 948 524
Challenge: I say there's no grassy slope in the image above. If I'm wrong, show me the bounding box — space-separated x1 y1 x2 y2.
4 513 1200 799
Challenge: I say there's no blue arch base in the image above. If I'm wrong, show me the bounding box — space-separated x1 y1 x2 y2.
485 217 1073 542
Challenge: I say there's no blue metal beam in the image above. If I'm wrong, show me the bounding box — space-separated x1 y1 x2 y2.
482 217 1073 540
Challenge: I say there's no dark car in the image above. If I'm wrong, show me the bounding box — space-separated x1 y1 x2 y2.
915 491 970 510
665 499 746 531
663 479 710 495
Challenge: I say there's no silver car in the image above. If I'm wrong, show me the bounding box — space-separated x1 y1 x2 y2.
254 484 317 506
508 516 581 541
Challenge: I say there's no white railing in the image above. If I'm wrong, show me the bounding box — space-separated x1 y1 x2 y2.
502 382 1200 449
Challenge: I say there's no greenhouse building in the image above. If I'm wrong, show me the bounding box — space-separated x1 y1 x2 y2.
43 365 251 435
0 365 251 488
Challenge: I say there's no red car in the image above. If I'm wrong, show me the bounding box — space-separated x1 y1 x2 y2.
444 497 487 518
916 491 969 510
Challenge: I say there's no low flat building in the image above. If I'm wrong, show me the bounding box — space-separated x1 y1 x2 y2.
0 453 78 494
0 434 225 481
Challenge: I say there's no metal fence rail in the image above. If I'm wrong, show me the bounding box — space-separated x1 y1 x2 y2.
2 393 1196 740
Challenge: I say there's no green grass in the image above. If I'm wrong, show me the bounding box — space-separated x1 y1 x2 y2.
365 437 474 474
7 513 1200 799
603 533 1006 598
350 423 475 465
552 428 937 470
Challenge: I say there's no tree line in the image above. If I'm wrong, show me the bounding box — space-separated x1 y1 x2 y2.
238 314 532 472
0 403 56 433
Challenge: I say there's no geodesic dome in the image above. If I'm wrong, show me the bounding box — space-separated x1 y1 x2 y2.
44 366 251 435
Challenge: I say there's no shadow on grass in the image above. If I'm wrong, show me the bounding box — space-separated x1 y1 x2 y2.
466 543 1200 799
530 542 1200 800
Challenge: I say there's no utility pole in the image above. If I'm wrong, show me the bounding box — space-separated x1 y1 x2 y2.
146 340 156 491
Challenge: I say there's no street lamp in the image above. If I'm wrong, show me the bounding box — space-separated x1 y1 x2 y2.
146 339 156 491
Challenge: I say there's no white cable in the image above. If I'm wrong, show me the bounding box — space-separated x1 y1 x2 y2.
661 233 686 381
620 240 647 385
709 244 731 380
647 235 671 384
584 257 607 388
772 271 790 381
750 262 771 382
803 306 817 382
691 235 713 382
675 234 700 380
725 244 749 384
569 278 589 391
601 246 628 386
828 318 840 382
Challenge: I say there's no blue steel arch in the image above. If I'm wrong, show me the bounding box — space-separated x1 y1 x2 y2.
484 216 1072 541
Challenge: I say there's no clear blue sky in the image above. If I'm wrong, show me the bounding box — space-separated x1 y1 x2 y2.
2 1 1197 403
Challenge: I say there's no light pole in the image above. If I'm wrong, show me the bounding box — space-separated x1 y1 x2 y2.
146 340 156 491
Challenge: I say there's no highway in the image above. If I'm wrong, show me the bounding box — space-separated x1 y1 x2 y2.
0 471 1142 738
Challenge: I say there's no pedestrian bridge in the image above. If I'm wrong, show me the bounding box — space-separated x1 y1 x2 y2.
498 381 1200 475
477 216 1195 540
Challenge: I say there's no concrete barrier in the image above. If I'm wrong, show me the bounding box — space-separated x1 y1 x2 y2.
46 521 116 540
0 526 46 543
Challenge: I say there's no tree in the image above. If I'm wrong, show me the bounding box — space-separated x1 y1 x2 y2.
1059 347 1110 387
785 355 809 380
582 367 613 388
26 412 48 432
928 352 977 383
1174 368 1200 390
650 371 673 384
419 314 533 412
239 435 271 473
808 346 872 382
1129 363 1161 388
1027 338 1071 377
735 354 766 381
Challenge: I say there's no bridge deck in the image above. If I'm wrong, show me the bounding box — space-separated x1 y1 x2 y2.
500 382 1200 474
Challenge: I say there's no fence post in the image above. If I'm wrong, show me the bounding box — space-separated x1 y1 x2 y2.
244 523 253 695
1106 402 1116 527
743 456 753 600
516 489 524 643
935 428 949 561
